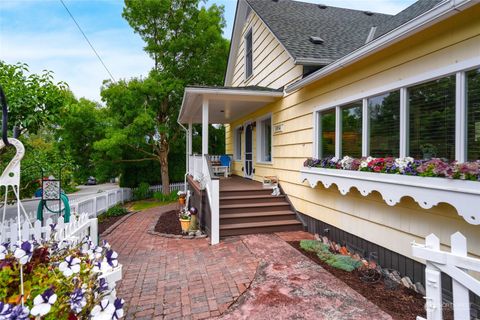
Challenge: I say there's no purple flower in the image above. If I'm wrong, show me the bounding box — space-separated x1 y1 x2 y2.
31 288 57 317
105 250 118 268
49 223 57 231
112 298 125 319
69 288 86 314
0 301 13 317
97 278 109 293
9 305 30 320
14 241 33 265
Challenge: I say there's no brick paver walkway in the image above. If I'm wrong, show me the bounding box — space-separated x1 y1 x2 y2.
104 204 259 320
105 205 392 320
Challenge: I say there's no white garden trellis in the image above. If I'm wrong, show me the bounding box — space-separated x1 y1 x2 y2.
412 232 480 320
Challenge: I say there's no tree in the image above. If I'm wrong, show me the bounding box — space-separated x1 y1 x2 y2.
56 98 108 182
0 61 69 137
98 0 229 193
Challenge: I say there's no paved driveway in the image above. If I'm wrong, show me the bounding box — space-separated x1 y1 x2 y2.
104 205 391 320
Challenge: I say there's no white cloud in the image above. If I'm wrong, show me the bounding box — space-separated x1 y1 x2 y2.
0 27 153 103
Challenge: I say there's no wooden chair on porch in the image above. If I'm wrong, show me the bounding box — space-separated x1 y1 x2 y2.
211 154 232 178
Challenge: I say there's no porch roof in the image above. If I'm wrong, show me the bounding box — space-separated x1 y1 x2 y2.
178 86 283 124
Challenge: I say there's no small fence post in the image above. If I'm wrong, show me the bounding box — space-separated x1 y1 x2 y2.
90 217 98 246
451 232 470 319
424 234 443 320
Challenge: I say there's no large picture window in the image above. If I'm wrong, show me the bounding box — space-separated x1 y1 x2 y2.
245 29 253 79
319 109 335 158
258 116 272 162
368 91 400 157
467 68 480 161
234 127 242 161
341 101 362 158
408 76 456 160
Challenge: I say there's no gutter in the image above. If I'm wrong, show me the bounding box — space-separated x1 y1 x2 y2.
285 0 477 94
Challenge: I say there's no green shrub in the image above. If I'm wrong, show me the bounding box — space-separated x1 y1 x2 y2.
153 190 177 202
134 182 151 200
299 240 329 253
325 255 362 272
98 205 128 222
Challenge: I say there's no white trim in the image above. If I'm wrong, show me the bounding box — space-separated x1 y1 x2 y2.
313 111 320 159
335 106 341 158
233 125 243 161
225 0 247 86
301 167 480 225
362 98 369 157
256 113 273 163
244 27 254 81
286 0 477 93
184 87 283 97
312 56 480 114
365 26 377 44
455 71 467 162
399 88 408 158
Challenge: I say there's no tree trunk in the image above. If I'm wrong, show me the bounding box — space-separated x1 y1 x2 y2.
159 141 170 195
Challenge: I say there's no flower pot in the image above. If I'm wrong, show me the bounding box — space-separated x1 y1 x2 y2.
178 197 186 205
179 218 191 232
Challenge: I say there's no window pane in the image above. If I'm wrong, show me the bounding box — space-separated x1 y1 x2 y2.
320 109 335 158
342 101 362 158
467 68 480 161
368 91 400 157
262 118 272 162
408 76 455 160
245 30 253 78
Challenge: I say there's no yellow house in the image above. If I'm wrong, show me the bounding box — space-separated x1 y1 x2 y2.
179 0 480 307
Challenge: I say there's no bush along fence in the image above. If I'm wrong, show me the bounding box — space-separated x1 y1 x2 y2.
131 182 185 200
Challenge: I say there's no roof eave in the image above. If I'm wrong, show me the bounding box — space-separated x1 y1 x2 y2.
285 0 477 94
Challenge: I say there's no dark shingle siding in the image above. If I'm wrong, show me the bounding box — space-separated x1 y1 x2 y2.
246 0 392 63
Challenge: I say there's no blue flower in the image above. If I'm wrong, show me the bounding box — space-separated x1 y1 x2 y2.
31 288 57 317
105 250 118 268
69 288 86 314
14 241 33 265
97 278 109 293
0 301 13 318
9 305 30 320
112 298 125 320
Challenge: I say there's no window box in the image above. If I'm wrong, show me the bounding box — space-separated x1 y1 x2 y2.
300 166 480 225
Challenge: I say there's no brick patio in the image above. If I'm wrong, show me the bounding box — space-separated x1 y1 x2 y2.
105 205 392 320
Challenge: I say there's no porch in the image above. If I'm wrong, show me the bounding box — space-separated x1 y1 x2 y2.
178 86 287 245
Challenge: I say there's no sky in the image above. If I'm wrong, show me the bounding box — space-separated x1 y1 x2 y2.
0 0 416 103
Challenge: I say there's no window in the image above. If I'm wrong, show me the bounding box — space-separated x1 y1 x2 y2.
341 101 362 158
408 76 456 160
234 127 242 161
319 109 335 157
368 91 400 157
467 68 480 161
245 29 253 79
258 117 272 162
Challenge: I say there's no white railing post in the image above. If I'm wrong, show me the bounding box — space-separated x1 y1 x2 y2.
90 217 98 246
210 179 220 245
451 232 469 319
424 234 443 320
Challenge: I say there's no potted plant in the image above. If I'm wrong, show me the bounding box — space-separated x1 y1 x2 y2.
420 143 437 160
179 209 191 233
177 191 186 205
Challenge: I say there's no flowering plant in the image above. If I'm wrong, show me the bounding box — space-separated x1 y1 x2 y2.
304 156 480 181
0 231 124 319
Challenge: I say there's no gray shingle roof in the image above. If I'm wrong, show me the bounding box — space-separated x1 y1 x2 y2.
374 0 444 38
246 0 392 64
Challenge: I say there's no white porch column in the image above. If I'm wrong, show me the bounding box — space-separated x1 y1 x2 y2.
202 97 209 176
188 122 193 156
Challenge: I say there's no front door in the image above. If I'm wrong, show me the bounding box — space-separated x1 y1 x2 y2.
244 123 254 179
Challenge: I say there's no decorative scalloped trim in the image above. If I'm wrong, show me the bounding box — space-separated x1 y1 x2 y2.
300 167 480 225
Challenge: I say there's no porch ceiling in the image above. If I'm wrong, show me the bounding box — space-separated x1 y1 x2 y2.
178 86 283 124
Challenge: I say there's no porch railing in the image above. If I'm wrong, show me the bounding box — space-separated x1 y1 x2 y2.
202 155 219 245
189 154 204 181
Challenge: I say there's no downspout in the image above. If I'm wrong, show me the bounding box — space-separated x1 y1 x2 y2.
178 120 189 192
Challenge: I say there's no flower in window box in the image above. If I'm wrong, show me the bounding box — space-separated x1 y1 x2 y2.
69 288 87 314
14 241 34 265
59 255 81 277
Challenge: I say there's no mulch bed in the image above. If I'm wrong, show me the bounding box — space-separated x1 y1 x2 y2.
288 241 453 320
98 215 127 235
154 210 182 235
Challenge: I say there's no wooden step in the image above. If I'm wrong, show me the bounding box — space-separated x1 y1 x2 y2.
220 219 303 236
220 189 273 197
220 202 291 214
220 194 286 205
220 210 296 224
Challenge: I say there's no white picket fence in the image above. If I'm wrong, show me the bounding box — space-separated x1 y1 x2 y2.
131 182 185 196
412 232 480 320
0 212 98 245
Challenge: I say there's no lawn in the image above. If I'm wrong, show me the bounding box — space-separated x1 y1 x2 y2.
129 200 175 211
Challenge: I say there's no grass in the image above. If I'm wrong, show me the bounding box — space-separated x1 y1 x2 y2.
129 199 175 211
